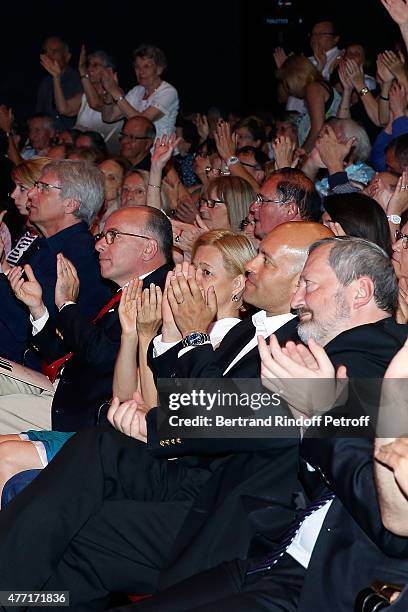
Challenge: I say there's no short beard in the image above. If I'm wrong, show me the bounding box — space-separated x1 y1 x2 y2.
297 290 351 345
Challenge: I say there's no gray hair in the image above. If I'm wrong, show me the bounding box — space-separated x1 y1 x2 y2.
309 236 398 314
44 160 104 225
329 118 371 162
88 50 117 72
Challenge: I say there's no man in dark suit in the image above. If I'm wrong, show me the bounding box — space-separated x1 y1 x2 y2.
0 222 335 610
1 206 172 434
118 236 408 612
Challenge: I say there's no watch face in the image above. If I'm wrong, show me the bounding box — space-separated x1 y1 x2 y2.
189 332 204 345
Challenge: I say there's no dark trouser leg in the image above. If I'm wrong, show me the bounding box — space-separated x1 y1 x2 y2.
0 428 211 610
111 554 305 612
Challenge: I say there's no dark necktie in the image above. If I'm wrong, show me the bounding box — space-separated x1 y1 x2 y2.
246 491 335 576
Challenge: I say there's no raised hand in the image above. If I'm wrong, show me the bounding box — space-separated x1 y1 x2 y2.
136 283 162 341
381 49 407 79
54 253 80 310
316 125 355 174
377 53 395 85
214 120 236 161
273 47 288 70
161 270 182 342
118 279 143 337
387 170 408 216
107 391 148 442
167 263 217 337
151 133 182 171
389 80 408 118
345 58 365 90
272 135 297 170
311 39 326 73
101 68 120 95
40 54 62 78
8 264 45 318
381 0 408 26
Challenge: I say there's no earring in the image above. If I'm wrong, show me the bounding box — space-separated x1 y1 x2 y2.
231 294 240 302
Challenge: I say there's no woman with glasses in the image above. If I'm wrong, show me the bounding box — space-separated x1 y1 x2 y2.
1 158 50 272
120 170 149 208
198 176 256 233
278 54 340 153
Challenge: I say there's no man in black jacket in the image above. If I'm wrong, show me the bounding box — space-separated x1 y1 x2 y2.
1 206 172 434
118 237 408 612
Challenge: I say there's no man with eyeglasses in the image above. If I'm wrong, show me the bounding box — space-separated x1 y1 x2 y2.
0 205 171 435
249 168 321 240
119 116 156 171
237 146 269 185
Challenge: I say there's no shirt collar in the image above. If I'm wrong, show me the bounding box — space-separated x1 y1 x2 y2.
252 310 295 334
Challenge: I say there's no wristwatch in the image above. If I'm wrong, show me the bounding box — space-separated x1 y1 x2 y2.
387 214 402 225
358 87 369 97
181 331 211 348
226 156 239 167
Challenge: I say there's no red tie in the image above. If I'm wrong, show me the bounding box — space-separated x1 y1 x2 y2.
42 291 122 383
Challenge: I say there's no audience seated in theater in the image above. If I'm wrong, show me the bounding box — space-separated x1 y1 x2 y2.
101 44 179 139
37 36 82 131
112 236 408 612
0 222 333 607
1 158 50 272
119 116 156 170
322 192 393 255
0 207 172 493
0 160 111 368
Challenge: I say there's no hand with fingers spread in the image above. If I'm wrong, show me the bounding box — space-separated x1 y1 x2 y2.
364 173 393 210
377 53 395 86
381 49 407 80
118 279 143 337
387 171 408 216
272 135 297 170
214 120 236 162
316 125 354 175
101 68 121 98
151 133 182 172
167 263 217 337
108 391 148 442
8 264 46 320
54 253 80 310
273 47 288 70
381 0 408 26
258 334 348 417
136 283 162 342
40 54 62 79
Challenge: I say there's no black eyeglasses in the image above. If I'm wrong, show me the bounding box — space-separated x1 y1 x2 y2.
395 230 408 248
94 229 153 244
198 197 225 209
119 132 151 142
33 180 62 193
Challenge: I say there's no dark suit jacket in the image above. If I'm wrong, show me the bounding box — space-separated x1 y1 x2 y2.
296 318 408 611
31 264 170 432
0 222 111 366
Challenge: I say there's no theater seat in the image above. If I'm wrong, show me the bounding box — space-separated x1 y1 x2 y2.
1 469 41 507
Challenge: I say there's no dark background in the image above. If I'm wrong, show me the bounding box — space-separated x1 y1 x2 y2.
0 0 403 123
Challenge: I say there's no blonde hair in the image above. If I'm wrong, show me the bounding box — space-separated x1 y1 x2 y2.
11 157 50 188
192 230 256 278
204 176 256 232
278 55 325 98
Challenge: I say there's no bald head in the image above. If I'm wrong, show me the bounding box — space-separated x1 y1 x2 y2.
244 221 333 315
